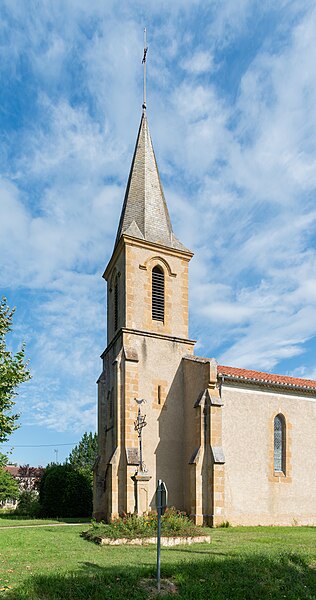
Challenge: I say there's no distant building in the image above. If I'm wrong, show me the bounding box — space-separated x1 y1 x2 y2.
93 104 316 526
1 465 44 508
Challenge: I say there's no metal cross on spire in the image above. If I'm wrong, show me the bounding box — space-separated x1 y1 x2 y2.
142 28 148 111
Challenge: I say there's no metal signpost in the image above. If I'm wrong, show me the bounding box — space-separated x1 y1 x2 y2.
156 479 168 593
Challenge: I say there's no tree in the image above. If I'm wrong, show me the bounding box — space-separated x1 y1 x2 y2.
39 464 92 517
0 468 20 503
16 490 40 517
66 432 98 483
0 453 8 468
0 297 31 444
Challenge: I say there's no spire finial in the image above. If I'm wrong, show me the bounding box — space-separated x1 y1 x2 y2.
142 28 148 112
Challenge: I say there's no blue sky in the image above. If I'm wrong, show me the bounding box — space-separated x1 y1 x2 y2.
1 0 316 466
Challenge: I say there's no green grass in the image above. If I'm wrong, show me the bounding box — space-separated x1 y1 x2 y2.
0 519 315 599
0 515 90 527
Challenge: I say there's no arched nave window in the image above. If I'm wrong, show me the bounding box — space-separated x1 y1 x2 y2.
152 265 164 322
274 414 286 473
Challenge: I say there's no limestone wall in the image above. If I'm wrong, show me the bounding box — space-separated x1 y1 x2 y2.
122 330 194 513
124 240 190 340
221 383 316 525
96 231 194 521
106 246 126 344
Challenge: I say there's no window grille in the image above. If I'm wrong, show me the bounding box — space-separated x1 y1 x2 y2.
152 266 165 322
274 414 285 472
114 277 118 331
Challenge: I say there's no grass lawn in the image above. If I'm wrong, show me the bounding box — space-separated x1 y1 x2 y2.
0 518 315 599
0 515 90 528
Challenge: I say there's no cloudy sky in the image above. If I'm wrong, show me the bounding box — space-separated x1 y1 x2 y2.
1 0 316 466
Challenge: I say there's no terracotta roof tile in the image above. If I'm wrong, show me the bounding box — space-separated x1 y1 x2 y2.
4 465 44 477
217 364 316 390
5 466 19 477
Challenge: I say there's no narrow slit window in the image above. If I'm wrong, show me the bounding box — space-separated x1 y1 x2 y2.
157 385 161 405
114 277 118 331
152 266 165 322
109 388 114 421
274 414 286 473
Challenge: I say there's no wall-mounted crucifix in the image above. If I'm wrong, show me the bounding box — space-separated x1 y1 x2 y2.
134 398 147 473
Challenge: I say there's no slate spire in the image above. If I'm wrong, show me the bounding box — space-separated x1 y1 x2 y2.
115 112 189 252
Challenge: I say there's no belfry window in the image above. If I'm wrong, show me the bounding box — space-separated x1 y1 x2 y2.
152 265 165 322
274 414 286 473
114 276 119 331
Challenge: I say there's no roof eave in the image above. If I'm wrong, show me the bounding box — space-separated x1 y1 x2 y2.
218 373 316 394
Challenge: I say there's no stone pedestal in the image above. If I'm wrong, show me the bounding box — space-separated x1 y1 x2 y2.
132 471 152 515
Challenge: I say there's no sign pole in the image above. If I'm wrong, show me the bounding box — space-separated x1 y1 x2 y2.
156 479 167 592
157 487 162 592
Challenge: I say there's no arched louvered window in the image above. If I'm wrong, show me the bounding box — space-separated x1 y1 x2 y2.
114 276 119 331
152 265 165 322
274 414 286 473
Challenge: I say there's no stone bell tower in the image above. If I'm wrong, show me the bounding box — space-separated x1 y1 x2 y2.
93 101 196 520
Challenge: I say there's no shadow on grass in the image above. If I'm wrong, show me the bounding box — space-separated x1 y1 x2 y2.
5 552 316 599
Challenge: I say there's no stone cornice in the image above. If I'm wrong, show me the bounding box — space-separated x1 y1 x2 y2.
103 234 193 281
122 235 193 260
101 327 196 359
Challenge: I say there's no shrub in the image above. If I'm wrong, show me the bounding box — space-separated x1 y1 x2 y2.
16 490 41 517
39 464 92 518
218 520 230 528
85 507 206 541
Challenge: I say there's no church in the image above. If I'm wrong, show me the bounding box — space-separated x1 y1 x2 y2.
93 95 316 527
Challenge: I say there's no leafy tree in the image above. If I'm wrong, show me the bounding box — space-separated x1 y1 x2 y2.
0 468 20 503
66 432 98 483
39 464 92 518
0 453 8 468
0 297 31 444
16 490 40 517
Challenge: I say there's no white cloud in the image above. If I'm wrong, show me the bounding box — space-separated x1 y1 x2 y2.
25 388 97 433
231 8 316 203
2 0 316 442
182 51 214 75
290 365 316 380
17 96 122 181
176 5 316 371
